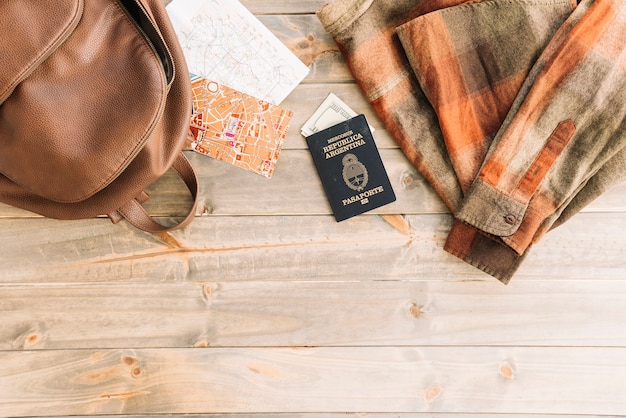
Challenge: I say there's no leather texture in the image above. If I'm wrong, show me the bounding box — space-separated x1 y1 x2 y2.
0 0 197 232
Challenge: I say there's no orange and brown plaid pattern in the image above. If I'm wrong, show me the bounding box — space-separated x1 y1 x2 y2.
318 0 626 283
396 0 576 193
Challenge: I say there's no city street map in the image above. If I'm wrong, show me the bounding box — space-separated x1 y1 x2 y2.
186 76 293 178
166 0 309 105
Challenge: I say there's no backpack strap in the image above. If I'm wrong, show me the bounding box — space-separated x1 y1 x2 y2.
110 152 199 233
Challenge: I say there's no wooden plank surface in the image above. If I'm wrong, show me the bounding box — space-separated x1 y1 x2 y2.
2 347 626 416
2 279 626 350
1 212 626 283
1 1 626 417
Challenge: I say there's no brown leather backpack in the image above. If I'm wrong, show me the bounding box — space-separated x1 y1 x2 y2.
0 0 198 232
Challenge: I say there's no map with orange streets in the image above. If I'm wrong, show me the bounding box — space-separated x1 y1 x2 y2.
186 76 293 178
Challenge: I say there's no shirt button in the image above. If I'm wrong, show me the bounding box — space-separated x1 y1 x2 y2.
504 214 516 225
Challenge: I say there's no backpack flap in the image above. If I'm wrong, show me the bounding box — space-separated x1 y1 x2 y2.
0 0 83 104
0 0 169 204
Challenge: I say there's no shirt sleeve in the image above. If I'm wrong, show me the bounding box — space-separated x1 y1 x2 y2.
394 0 576 282
445 0 626 276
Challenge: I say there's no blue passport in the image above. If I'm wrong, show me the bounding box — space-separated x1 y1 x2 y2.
306 114 396 221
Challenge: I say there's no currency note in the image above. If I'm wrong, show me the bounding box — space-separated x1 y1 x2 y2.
301 93 374 137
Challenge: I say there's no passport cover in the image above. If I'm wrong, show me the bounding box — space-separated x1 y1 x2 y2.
306 114 396 221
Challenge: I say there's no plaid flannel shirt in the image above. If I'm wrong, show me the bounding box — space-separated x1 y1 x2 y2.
318 0 626 283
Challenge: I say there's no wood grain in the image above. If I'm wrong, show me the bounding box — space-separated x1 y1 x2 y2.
1 212 625 284
2 347 626 415
2 279 626 350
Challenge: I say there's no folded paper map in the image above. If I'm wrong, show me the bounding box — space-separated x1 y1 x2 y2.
166 0 309 105
186 75 293 178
